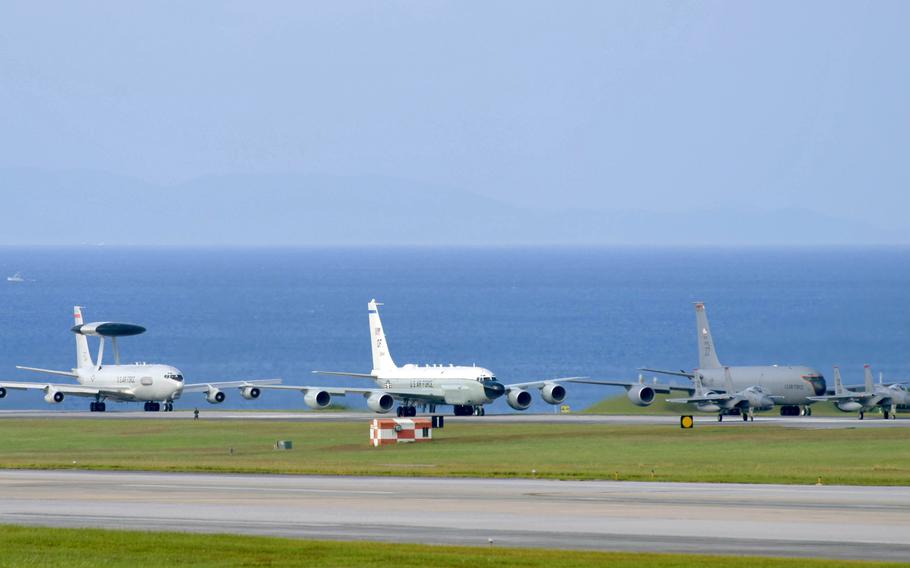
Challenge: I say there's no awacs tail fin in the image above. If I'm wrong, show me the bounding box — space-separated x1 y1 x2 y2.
73 306 94 370
694 302 722 369
368 299 396 373
864 364 874 393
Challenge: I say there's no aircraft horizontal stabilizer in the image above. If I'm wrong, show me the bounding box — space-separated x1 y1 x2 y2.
639 368 695 378
15 366 79 378
312 370 378 379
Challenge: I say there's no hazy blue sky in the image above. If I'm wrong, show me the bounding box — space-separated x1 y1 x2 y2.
1 2 907 244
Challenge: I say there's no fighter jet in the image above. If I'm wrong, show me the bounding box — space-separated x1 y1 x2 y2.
574 302 825 416
809 365 909 420
667 367 778 422
0 306 279 411
260 299 581 416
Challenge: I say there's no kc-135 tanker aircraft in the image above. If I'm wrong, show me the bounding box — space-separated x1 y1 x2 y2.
575 302 827 417
0 307 279 411
259 299 581 416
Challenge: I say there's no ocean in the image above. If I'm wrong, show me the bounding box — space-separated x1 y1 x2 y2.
0 246 907 412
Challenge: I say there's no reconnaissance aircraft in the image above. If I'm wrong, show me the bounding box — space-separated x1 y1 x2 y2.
0 307 279 411
809 365 909 420
574 302 826 417
666 367 778 421
261 299 580 416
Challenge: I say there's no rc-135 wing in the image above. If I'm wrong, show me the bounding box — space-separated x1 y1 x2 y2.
258 383 444 413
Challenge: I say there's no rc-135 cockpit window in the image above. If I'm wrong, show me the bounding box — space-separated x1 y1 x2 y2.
165 373 184 382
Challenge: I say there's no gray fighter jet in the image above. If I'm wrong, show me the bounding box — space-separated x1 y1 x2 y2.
809 365 909 420
667 367 779 422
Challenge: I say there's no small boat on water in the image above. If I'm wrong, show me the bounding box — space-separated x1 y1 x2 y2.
7 272 25 283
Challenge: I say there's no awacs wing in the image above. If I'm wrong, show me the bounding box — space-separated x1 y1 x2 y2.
0 381 130 397
505 376 587 389
181 379 282 393
571 378 695 394
256 385 372 396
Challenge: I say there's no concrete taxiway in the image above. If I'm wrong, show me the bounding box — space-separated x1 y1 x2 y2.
1 470 908 561
1 409 907 429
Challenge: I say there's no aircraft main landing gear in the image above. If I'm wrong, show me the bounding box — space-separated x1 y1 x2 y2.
89 402 106 412
859 411 864 420
396 406 417 417
143 402 161 412
717 414 723 422
453 405 484 416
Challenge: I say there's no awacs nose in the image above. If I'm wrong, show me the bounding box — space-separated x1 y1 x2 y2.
484 380 506 399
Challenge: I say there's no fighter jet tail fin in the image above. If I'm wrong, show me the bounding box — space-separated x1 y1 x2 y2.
368 299 397 374
693 372 707 396
694 302 722 369
864 364 874 393
723 366 735 394
833 366 845 395
73 306 94 371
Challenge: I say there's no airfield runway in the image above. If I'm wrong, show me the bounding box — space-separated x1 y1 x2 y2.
1 470 908 561
1 409 907 429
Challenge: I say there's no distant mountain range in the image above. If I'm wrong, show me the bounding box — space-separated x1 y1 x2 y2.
0 168 902 245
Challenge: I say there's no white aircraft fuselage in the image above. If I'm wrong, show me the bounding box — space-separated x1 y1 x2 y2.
74 364 185 402
371 364 505 406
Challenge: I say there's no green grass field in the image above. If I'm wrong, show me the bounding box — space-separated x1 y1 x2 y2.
1 525 907 568
584 395 868 416
0 418 907 485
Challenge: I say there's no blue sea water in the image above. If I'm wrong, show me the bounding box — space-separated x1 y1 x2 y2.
0 247 907 413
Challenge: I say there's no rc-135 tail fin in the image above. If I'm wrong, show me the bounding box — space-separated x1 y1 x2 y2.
369 299 397 374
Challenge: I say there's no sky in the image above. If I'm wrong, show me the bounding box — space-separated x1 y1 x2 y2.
0 1 907 245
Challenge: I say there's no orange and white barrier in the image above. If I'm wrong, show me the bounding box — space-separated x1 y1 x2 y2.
370 417 433 447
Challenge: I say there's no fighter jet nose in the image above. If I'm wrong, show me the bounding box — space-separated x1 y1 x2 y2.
484 381 506 399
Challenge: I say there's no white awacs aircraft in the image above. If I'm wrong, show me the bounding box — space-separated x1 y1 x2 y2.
262 299 581 416
0 307 279 411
